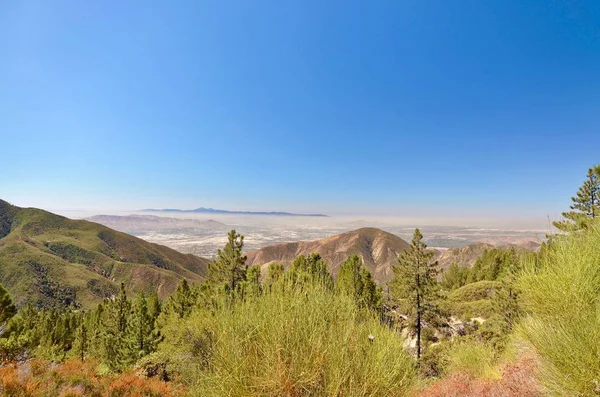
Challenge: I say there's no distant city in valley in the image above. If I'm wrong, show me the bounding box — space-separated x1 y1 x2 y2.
85 212 546 258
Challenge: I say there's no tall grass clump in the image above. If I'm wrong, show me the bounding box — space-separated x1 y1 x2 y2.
445 340 498 379
158 283 415 396
517 221 600 395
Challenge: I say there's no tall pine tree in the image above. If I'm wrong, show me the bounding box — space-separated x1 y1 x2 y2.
128 292 156 358
100 283 132 371
336 255 382 310
554 166 600 232
389 229 440 360
286 253 333 289
208 230 247 294
164 279 196 319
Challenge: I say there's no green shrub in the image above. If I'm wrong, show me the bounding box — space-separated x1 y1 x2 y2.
445 340 498 379
448 280 501 302
517 221 600 396
159 284 415 396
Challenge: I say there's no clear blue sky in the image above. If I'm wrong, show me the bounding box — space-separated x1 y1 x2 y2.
1 1 598 223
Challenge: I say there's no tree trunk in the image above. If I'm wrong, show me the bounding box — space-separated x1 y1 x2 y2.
416 291 421 360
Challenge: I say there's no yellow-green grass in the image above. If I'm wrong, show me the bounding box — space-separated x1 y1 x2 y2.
158 284 416 396
517 222 600 396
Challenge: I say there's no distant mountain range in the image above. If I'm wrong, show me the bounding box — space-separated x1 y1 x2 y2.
86 214 229 233
141 207 328 217
0 199 209 309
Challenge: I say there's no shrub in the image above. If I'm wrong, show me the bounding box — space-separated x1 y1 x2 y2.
445 340 498 379
0 358 183 397
159 284 416 396
517 221 600 395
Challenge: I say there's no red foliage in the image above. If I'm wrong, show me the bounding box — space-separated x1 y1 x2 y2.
419 357 540 397
0 359 185 397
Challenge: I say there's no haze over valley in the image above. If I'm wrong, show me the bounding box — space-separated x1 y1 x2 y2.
83 211 546 258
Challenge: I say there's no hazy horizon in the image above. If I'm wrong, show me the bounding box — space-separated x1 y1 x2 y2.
2 199 554 230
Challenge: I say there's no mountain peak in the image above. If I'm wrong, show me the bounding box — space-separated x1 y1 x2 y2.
246 227 410 284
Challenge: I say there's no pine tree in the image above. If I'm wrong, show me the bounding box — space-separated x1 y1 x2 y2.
336 255 382 310
389 229 440 360
147 291 162 322
73 319 88 361
554 166 600 232
101 283 132 371
0 283 16 325
244 265 262 297
265 263 285 286
287 253 333 289
128 293 156 358
208 230 247 294
164 279 196 319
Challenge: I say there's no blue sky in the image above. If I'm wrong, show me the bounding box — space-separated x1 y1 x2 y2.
1 1 599 224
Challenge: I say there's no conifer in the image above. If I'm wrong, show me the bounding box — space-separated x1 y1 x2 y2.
554 166 600 231
0 283 16 325
128 293 156 358
336 255 382 310
208 230 247 294
389 229 441 360
165 279 196 319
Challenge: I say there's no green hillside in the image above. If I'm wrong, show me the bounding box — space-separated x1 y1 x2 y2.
0 199 209 309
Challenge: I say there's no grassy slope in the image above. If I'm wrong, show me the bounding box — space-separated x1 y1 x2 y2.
0 199 210 308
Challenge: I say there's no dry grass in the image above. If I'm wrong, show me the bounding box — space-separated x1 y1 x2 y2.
0 359 184 397
418 354 540 397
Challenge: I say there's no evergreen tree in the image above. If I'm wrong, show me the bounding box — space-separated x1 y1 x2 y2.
147 291 162 322
73 319 88 361
468 247 519 283
164 279 196 319
208 230 247 294
0 283 16 326
440 263 470 290
101 283 132 371
554 166 600 232
243 265 263 297
265 263 285 287
128 293 156 358
336 255 382 310
287 253 333 289
389 229 441 360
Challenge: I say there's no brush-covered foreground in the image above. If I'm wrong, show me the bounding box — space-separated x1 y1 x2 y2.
158 284 415 396
518 221 600 396
2 221 600 396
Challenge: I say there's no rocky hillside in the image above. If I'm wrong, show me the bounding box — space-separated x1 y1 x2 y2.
245 227 410 284
0 199 210 309
434 243 495 270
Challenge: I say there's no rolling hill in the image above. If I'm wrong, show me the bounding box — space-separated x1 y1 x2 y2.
245 227 410 284
0 200 210 309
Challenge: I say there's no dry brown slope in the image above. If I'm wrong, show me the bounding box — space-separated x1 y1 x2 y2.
245 228 410 284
